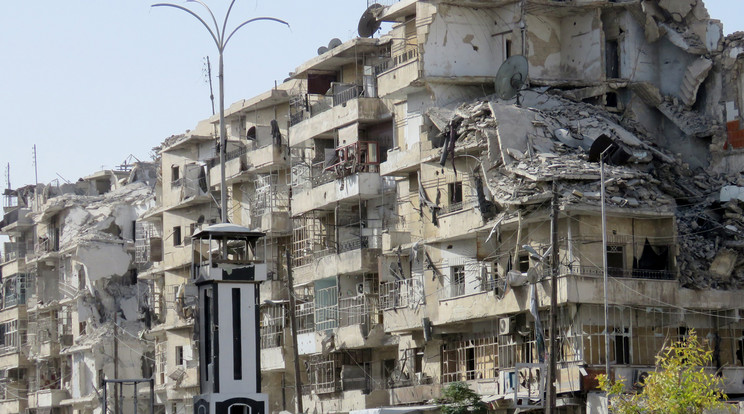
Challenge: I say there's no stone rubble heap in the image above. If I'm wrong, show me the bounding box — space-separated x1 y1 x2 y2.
428 89 744 289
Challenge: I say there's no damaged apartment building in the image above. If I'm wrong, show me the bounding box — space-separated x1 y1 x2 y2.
0 162 157 414
7 0 744 413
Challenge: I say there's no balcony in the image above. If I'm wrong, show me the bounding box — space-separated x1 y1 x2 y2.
0 396 27 414
376 47 421 99
293 245 379 286
380 142 425 177
292 172 382 216
28 389 70 409
250 178 290 235
0 208 32 233
207 141 289 187
380 278 426 333
289 95 389 148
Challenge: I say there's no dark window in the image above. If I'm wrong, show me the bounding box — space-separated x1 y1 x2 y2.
466 347 476 380
505 39 512 58
171 165 180 183
606 39 620 79
176 345 184 366
232 288 242 380
449 182 463 204
614 328 630 365
607 245 624 276
173 226 182 247
518 253 530 272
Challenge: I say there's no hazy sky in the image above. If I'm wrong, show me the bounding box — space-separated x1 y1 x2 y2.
1 0 742 188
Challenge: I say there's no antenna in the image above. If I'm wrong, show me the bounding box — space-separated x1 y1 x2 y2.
203 56 216 116
5 163 9 190
358 4 384 38
494 55 529 104
32 145 39 209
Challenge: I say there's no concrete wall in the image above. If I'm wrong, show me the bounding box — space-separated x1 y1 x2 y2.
421 5 517 79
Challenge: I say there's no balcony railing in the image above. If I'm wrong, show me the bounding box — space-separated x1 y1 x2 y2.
323 141 380 178
338 237 369 254
559 264 675 280
375 47 419 75
338 294 379 334
380 278 424 310
289 83 366 127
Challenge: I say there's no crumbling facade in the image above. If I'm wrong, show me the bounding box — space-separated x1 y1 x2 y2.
0 163 157 414
5 0 744 413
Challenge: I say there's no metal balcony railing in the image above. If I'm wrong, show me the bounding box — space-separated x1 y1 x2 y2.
323 141 380 178
338 237 369 254
338 294 379 334
559 264 675 280
380 278 424 310
375 47 419 75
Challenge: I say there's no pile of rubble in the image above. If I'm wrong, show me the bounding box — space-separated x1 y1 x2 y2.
427 87 744 289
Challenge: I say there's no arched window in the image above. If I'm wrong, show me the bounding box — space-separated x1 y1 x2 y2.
228 404 251 414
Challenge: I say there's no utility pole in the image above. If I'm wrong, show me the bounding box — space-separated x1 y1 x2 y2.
547 181 559 413
114 312 119 414
601 149 611 384
285 250 303 414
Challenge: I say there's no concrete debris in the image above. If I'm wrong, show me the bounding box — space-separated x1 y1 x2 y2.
656 97 718 137
680 57 713 107
658 0 696 23
426 81 744 290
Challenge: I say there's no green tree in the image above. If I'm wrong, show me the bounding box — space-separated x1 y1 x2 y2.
435 382 488 414
599 330 731 414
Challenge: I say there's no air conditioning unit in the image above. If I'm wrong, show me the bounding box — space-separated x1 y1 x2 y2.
499 317 515 335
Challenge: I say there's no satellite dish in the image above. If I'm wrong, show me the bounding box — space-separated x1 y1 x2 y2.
495 55 529 101
526 267 540 284
328 38 342 50
317 46 329 55
358 4 384 38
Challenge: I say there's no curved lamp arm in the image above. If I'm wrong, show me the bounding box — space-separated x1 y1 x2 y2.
224 17 290 48
185 0 223 43
151 3 221 51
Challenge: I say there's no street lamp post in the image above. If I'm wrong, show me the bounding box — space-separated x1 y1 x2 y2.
152 0 288 223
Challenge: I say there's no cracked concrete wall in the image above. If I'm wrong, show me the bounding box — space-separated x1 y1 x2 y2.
421 4 517 79
527 10 602 82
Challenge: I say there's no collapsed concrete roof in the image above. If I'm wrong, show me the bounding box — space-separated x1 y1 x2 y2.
427 87 743 290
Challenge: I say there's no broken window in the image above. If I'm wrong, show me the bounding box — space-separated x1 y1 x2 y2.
441 335 498 383
172 226 182 247
448 181 463 212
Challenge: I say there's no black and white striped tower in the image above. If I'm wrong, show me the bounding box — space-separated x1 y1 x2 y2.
191 224 267 414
